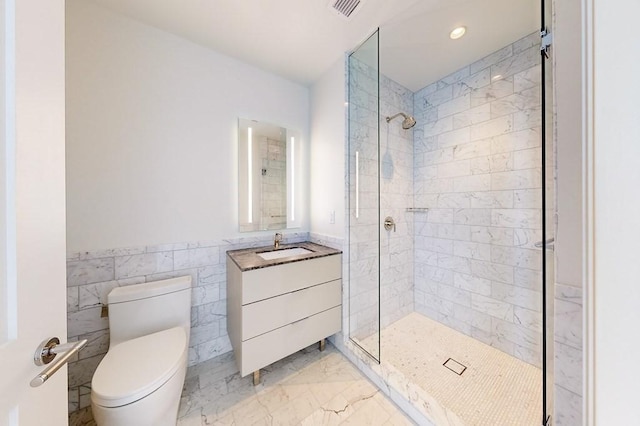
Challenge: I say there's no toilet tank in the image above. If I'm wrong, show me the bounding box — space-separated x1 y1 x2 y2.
107 276 192 347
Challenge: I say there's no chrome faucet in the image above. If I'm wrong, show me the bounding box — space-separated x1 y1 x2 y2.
274 233 282 249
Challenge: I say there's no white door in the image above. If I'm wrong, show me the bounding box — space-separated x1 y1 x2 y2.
0 0 67 424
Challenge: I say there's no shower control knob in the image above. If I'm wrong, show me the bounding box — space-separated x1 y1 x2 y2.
384 216 396 232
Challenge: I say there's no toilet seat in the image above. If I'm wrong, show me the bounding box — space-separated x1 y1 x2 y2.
91 326 187 408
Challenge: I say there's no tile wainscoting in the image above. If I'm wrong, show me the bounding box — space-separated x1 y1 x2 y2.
66 231 309 414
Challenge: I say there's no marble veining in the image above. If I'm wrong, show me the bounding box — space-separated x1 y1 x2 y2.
226 241 342 272
69 343 415 426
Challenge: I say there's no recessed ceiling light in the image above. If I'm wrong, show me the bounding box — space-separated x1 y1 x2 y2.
450 26 466 40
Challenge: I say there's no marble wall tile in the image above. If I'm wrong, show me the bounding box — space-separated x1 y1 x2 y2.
438 127 471 148
470 226 513 246
437 254 472 275
470 78 514 107
469 44 513 74
491 282 541 311
491 208 541 229
67 258 115 286
453 241 491 261
490 45 540 80
513 267 542 291
453 174 491 192
453 208 491 226
491 317 540 351
452 68 490 98
68 306 108 338
114 252 173 279
491 245 541 270
469 115 513 141
452 104 491 129
554 342 582 395
77 328 110 360
470 260 513 284
513 228 543 249
555 282 582 304
554 299 582 349
490 87 540 118
68 354 105 388
554 385 583 425
437 160 471 179
174 247 220 269
68 287 79 313
491 168 541 191
469 190 513 208
514 65 542 92
514 189 542 209
452 139 492 160
513 306 542 332
438 93 471 118
402 34 543 369
453 272 492 296
78 277 144 310
493 130 540 157
470 293 513 321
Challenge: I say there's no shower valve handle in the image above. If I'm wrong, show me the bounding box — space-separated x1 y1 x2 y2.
384 217 396 232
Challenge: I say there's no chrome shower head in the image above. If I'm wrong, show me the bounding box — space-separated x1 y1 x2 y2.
386 112 416 129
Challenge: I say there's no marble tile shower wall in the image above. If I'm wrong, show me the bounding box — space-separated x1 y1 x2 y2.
412 32 543 366
348 56 414 342
379 74 415 329
65 232 308 414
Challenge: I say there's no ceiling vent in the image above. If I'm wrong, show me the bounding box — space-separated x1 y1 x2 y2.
328 0 364 20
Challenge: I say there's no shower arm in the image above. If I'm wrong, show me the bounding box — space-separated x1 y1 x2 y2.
386 112 407 123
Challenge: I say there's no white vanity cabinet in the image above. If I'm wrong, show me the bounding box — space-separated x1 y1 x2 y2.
226 246 342 382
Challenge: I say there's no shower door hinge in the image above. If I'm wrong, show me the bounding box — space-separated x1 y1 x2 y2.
540 29 553 58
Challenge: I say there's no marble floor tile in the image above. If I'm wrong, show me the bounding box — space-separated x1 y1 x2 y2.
178 343 414 426
69 343 413 425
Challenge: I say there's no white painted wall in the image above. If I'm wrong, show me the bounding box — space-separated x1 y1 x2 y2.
309 59 346 238
66 0 309 253
590 0 640 422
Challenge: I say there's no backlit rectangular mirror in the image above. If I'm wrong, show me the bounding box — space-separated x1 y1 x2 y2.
238 118 301 232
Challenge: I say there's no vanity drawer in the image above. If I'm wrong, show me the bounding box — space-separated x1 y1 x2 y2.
242 279 341 340
240 306 341 376
242 254 341 304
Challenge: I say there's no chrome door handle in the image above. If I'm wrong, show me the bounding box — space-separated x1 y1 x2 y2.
534 238 555 250
30 337 87 388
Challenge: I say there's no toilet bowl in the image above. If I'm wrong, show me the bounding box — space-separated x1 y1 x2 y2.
91 276 192 426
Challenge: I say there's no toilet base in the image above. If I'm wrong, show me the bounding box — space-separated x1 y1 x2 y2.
91 360 186 426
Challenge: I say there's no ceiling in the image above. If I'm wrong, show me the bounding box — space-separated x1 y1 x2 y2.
87 0 539 91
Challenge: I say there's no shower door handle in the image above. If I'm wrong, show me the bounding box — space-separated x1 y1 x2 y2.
534 238 555 250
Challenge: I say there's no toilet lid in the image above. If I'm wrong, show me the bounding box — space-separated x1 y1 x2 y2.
91 327 187 408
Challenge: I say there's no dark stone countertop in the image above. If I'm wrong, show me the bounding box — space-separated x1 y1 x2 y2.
226 241 342 272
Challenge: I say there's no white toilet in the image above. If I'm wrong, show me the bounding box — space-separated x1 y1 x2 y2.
91 276 192 426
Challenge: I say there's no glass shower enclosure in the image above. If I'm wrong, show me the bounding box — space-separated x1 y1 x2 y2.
346 0 555 422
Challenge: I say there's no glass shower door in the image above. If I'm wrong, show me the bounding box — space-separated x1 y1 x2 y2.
541 0 555 422
348 30 381 362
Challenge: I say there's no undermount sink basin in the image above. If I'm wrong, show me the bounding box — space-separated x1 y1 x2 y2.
257 247 313 260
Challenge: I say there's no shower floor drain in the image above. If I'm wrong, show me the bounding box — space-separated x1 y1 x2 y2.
443 358 467 375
